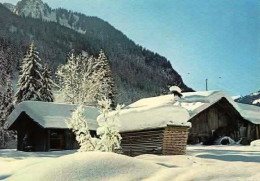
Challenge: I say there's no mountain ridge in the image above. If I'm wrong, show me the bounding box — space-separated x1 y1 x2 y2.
0 1 192 104
235 91 260 107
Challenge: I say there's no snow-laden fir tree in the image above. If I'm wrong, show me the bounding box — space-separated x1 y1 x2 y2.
95 50 116 108
67 105 97 151
39 65 54 102
15 42 43 104
97 98 123 152
0 48 9 87
0 75 14 148
0 40 16 148
56 52 102 105
3 75 14 116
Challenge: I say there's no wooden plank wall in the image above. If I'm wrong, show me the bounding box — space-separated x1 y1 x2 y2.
121 129 164 156
188 103 240 144
162 126 189 155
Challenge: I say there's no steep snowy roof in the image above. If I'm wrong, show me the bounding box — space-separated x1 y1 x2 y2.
178 91 260 124
7 101 100 130
174 91 239 118
126 91 260 125
237 103 260 125
116 96 191 132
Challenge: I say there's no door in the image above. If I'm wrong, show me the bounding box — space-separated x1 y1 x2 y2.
50 129 65 150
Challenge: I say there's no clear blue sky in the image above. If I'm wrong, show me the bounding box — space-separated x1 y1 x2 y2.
2 0 260 96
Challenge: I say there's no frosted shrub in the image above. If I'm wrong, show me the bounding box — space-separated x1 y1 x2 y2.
97 98 123 152
67 105 97 151
67 99 123 153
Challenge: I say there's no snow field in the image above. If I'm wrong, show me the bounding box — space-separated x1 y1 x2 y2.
1 145 260 181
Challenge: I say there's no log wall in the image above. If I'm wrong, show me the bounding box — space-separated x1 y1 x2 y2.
187 98 260 145
121 129 164 156
162 126 189 155
121 126 189 156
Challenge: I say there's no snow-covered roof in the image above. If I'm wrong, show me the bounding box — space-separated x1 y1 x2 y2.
116 96 191 132
125 91 260 125
178 91 260 124
174 91 239 118
236 103 260 125
7 101 100 130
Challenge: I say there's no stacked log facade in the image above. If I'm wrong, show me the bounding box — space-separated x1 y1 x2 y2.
162 126 189 155
121 126 189 156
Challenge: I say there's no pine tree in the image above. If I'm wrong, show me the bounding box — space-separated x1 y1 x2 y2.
97 98 122 152
0 75 14 148
39 65 54 102
15 42 44 104
4 76 14 116
0 91 5 148
95 50 116 108
0 46 10 88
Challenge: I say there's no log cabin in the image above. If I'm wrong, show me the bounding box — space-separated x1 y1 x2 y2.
7 101 100 151
113 103 191 156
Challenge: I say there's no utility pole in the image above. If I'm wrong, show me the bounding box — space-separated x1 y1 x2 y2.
206 78 208 91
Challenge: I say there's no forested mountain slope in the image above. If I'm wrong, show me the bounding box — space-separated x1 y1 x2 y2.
0 2 192 104
235 91 260 107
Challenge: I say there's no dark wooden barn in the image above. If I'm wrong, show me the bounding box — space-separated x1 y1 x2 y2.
188 97 249 144
7 101 100 152
176 91 260 145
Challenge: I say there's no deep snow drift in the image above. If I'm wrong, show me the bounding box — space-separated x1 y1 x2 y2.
1 145 260 181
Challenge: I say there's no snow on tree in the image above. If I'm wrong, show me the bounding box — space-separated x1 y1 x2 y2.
56 52 102 105
95 50 116 108
96 98 123 152
0 49 9 87
39 65 54 102
0 75 14 148
0 43 14 147
67 105 97 151
15 42 44 104
3 75 14 116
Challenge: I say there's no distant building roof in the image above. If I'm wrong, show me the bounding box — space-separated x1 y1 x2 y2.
126 91 260 125
236 103 260 125
7 101 100 130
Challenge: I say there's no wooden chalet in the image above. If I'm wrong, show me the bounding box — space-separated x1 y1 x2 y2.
178 91 260 145
7 101 100 151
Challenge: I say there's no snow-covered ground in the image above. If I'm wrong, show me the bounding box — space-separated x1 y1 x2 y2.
1 145 260 181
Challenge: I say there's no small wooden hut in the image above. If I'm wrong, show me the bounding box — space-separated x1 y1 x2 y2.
115 98 191 156
7 101 99 151
121 126 189 156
